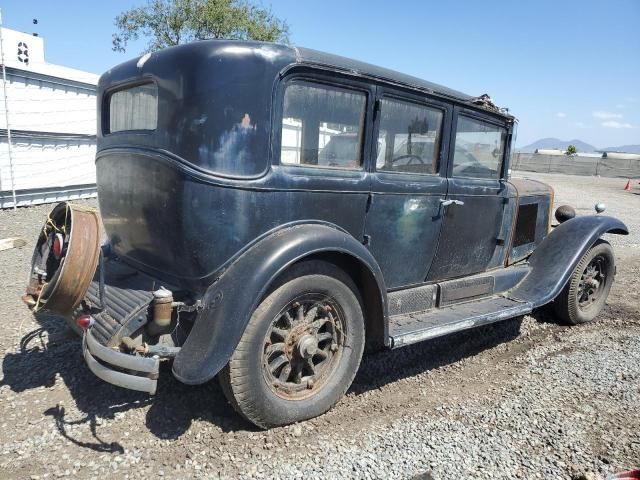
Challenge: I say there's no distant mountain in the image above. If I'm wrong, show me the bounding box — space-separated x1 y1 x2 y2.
518 138 597 153
600 144 640 154
518 138 640 154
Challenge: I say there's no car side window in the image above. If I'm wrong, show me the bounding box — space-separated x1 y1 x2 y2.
452 116 506 179
280 82 366 169
376 99 443 175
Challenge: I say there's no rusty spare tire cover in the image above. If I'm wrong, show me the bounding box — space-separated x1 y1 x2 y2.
27 202 101 316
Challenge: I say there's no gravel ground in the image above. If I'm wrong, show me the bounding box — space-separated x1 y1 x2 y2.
0 174 638 480
513 172 640 249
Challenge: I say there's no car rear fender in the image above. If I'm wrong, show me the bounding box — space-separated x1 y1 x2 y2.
509 215 628 308
172 223 387 385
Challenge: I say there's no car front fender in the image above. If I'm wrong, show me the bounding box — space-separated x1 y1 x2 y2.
172 223 387 385
509 215 628 308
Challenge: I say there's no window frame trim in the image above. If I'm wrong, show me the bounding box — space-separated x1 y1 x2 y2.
448 107 510 181
272 72 373 173
372 93 448 178
103 79 159 136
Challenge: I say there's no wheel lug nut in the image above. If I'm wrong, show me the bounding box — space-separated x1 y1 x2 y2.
330 343 338 352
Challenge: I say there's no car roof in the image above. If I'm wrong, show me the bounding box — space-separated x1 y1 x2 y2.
294 46 474 103
113 40 512 120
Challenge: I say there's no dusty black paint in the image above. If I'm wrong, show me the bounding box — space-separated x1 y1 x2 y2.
171 223 387 385
510 215 628 308
93 40 628 384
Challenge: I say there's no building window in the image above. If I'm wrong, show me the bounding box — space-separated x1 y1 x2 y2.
452 116 506 179
376 99 443 175
281 82 366 169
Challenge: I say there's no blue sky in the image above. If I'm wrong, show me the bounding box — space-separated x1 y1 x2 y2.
2 0 639 148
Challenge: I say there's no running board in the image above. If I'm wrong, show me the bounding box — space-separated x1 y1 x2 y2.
388 296 532 348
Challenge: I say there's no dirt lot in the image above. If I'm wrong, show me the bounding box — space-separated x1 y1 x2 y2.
0 173 638 479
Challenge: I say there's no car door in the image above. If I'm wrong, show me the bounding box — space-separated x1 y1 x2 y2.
426 107 510 281
364 87 452 288
268 73 376 246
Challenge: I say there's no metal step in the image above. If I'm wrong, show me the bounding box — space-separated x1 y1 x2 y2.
388 296 532 348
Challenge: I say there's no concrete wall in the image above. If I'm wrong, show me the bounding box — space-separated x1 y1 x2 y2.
512 153 640 178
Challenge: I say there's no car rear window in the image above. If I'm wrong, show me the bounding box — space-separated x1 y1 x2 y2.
108 83 158 133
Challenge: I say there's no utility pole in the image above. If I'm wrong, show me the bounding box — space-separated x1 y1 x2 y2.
0 8 18 209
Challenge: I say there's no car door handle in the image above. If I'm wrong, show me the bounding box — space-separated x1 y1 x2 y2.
440 199 465 207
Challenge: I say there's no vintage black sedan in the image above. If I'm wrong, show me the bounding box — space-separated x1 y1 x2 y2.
24 40 628 428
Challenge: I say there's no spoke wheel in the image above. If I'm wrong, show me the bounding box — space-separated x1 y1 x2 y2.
577 255 607 311
218 260 365 429
263 293 345 399
553 240 615 325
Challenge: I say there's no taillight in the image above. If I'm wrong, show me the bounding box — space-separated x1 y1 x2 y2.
52 233 64 259
76 314 95 330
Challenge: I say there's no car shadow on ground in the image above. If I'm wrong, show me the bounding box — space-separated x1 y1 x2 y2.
353 306 572 394
351 315 526 394
0 312 252 451
1 308 566 449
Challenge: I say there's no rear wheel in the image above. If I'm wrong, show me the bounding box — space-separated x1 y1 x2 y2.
219 261 365 428
553 240 615 325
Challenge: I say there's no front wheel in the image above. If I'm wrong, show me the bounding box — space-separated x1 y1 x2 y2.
219 261 365 428
553 240 615 325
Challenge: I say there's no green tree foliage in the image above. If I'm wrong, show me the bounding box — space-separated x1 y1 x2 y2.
112 0 289 53
566 144 577 155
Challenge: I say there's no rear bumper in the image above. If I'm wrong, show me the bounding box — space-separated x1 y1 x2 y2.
83 329 160 394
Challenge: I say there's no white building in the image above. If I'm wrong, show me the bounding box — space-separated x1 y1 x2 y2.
534 148 566 156
0 27 98 208
602 151 640 161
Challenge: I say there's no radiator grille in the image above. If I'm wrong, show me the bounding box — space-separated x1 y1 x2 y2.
513 203 538 247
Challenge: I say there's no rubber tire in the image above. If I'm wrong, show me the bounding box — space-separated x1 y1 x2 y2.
553 240 615 325
218 260 365 429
